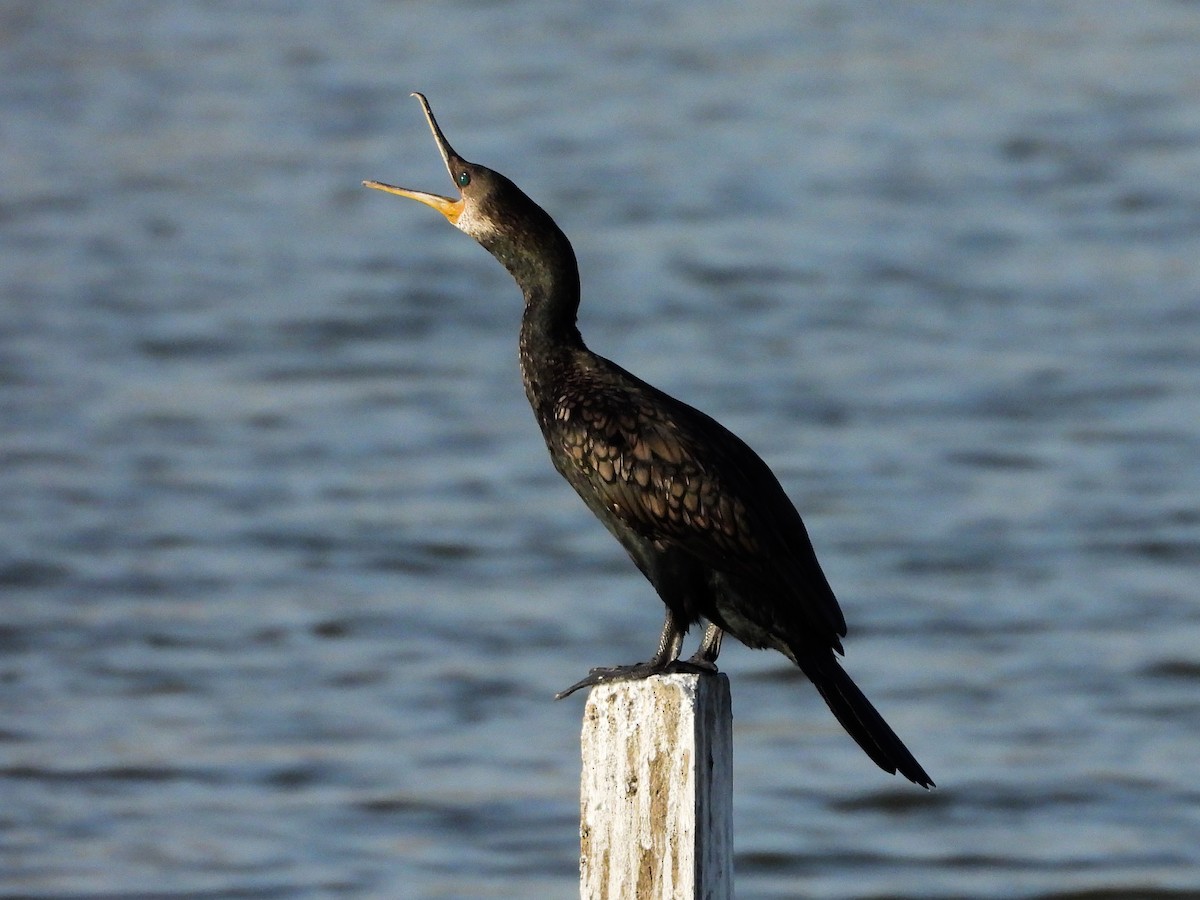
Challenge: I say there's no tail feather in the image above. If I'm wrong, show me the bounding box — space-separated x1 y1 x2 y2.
802 656 934 788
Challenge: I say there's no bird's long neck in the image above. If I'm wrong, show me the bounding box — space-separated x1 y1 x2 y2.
479 216 585 415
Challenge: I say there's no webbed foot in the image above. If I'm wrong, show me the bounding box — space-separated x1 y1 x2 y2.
554 658 718 700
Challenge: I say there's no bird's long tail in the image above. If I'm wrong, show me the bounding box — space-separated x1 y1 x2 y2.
799 653 934 788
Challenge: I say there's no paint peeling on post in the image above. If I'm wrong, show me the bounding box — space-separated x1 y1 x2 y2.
579 673 733 900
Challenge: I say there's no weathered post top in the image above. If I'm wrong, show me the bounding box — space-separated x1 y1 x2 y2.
579 673 733 900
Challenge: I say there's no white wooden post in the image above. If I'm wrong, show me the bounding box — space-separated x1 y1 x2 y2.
579 673 733 900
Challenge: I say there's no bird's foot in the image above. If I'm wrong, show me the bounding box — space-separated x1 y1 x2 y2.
554 658 719 700
684 649 720 672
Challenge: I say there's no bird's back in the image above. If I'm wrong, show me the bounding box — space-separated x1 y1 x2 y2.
528 346 848 648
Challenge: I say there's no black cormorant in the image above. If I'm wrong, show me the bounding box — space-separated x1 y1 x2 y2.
365 93 933 788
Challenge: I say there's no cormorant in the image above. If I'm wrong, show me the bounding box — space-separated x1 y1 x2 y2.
365 93 933 788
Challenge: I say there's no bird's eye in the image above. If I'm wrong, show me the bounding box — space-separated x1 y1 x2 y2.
457 170 471 187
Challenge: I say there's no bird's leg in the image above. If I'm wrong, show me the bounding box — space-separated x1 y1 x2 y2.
650 608 687 667
686 622 724 670
555 608 714 699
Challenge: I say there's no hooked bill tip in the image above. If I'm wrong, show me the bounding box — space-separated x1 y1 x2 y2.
410 92 433 117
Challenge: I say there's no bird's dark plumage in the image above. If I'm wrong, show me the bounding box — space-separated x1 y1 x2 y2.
365 93 933 788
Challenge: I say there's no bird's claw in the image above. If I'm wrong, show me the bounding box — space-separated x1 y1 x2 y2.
554 659 719 700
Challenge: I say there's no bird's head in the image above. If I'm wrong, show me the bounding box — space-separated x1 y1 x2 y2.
365 93 578 311
364 92 513 246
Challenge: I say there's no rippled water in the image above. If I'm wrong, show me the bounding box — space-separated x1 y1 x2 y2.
4 2 1200 898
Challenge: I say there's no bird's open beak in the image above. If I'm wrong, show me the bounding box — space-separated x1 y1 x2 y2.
362 181 464 224
363 92 465 225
